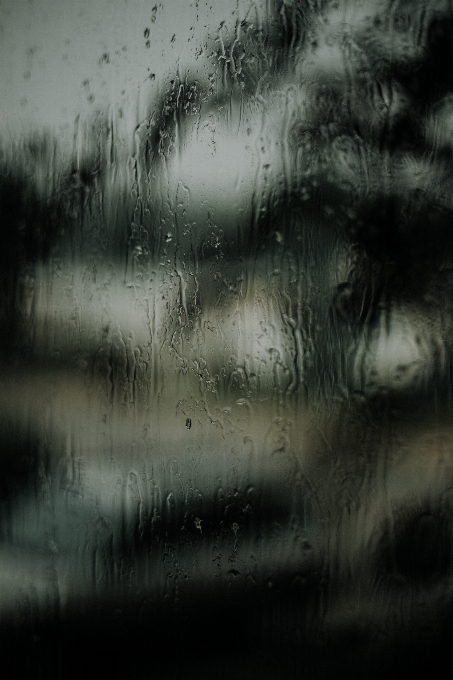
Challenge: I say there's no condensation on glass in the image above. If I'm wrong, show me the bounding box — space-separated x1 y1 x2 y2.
1 1 453 678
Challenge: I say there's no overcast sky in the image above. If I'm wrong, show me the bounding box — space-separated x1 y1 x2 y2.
0 0 270 146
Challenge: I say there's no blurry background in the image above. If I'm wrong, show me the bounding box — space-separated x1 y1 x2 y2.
0 0 265 142
2 1 453 679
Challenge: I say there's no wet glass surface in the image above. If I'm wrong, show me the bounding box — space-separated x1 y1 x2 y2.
2 1 453 678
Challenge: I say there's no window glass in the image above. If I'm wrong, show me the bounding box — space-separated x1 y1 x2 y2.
1 2 453 678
